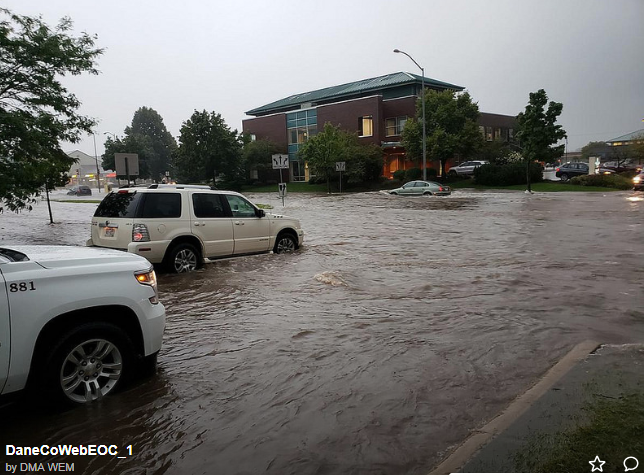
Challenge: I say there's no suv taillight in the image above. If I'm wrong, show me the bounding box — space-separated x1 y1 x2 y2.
132 223 150 242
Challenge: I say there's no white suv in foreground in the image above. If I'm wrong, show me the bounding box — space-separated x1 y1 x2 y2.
0 245 165 406
88 186 304 273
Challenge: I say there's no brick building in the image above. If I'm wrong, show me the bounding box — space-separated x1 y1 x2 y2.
243 72 516 181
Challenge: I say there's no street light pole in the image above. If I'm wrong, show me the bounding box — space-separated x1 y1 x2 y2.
92 133 101 193
394 49 426 181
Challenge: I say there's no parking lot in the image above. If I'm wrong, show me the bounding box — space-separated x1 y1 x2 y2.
1 189 643 474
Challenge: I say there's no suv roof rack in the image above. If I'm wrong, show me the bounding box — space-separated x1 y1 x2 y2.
147 184 213 190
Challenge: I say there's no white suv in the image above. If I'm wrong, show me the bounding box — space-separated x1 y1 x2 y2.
88 185 304 273
0 245 165 405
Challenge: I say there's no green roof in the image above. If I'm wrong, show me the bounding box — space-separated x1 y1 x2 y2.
607 128 644 143
245 71 464 116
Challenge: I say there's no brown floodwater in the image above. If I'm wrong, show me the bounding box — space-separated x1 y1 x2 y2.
1 189 643 474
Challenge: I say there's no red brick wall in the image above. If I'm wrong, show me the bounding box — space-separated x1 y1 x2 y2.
242 115 288 150
317 96 382 145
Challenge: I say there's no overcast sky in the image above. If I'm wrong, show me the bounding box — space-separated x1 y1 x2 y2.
5 0 644 156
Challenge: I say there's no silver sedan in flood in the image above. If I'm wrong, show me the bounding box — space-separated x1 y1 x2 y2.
389 180 451 196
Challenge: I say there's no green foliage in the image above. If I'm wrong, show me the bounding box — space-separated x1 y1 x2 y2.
392 170 406 182
299 122 383 190
474 162 543 186
103 134 154 181
475 139 514 164
570 173 631 190
241 139 279 183
401 89 483 172
404 167 422 181
0 8 103 210
101 107 177 181
580 141 610 161
516 89 566 165
515 393 644 473
426 167 438 178
173 110 243 187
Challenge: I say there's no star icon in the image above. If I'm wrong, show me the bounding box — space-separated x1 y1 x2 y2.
589 455 606 472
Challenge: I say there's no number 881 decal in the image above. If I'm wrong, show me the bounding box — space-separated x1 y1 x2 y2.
9 281 36 292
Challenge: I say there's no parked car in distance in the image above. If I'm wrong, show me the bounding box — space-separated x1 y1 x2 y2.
87 185 304 273
633 171 644 191
67 185 92 196
0 245 165 406
555 162 589 181
447 161 489 176
596 159 642 175
389 181 451 196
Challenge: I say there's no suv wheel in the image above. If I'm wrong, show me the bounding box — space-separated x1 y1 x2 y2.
560 173 570 182
40 322 133 405
448 170 458 177
274 233 297 253
165 243 201 273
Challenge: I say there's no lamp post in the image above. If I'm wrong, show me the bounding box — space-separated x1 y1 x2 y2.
394 48 426 180
92 133 102 193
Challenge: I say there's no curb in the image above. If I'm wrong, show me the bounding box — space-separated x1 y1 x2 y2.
427 340 600 475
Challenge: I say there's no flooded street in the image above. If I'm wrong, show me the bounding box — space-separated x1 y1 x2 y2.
1 189 643 475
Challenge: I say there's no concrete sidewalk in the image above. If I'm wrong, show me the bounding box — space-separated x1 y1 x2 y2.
430 342 644 474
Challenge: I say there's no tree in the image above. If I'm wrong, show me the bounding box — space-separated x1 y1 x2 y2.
516 89 566 192
101 107 176 182
173 110 243 187
242 138 280 184
299 123 346 192
0 8 102 211
627 133 644 165
102 134 154 182
580 141 610 162
299 123 384 191
401 89 482 176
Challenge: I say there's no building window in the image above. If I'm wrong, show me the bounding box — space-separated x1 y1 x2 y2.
486 127 493 142
385 116 408 137
358 116 373 137
286 109 317 182
479 126 485 138
509 128 514 140
494 128 501 140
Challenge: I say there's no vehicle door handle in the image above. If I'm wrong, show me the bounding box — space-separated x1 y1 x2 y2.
194 222 205 226
234 221 244 225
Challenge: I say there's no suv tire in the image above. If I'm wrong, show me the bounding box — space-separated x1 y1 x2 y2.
560 173 570 182
274 233 297 253
164 243 201 273
39 322 134 406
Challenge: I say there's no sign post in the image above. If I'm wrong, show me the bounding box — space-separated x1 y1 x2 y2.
272 154 289 206
336 161 346 193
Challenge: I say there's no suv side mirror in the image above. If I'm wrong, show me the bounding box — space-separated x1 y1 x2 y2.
256 209 265 218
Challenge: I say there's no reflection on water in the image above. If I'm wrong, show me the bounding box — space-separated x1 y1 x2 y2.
1 190 643 474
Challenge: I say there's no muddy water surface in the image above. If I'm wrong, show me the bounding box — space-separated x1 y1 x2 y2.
1 190 643 474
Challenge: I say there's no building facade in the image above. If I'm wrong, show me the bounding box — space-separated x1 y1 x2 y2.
243 72 516 181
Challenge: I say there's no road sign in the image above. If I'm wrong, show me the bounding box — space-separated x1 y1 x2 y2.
272 154 289 170
278 183 287 198
336 162 346 172
114 153 140 176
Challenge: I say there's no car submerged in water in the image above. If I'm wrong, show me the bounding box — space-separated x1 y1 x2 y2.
389 180 451 196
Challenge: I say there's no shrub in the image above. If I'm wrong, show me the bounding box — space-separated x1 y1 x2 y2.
426 168 438 178
570 174 631 190
405 167 422 181
474 162 543 186
392 170 406 182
